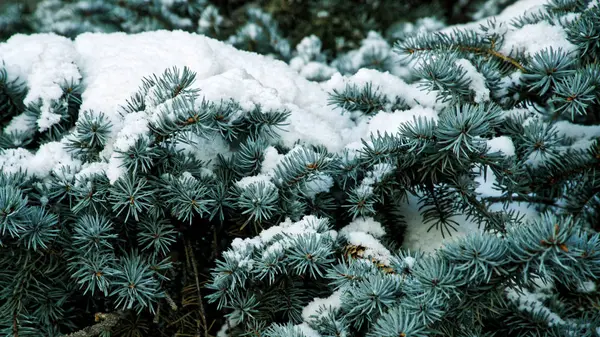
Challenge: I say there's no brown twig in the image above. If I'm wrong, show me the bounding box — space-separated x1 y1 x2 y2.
61 312 121 337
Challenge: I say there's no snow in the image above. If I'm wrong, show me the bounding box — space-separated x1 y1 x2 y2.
0 30 378 183
304 173 334 199
0 33 81 132
475 167 502 197
0 5 582 254
0 141 81 179
401 193 482 253
577 281 596 293
439 0 576 61
487 136 515 156
4 114 36 135
0 148 34 175
554 121 600 140
294 35 325 63
344 231 392 265
353 163 397 199
366 106 438 136
500 22 576 57
222 215 338 270
76 29 359 182
455 59 490 103
0 30 442 188
403 256 416 269
441 0 548 34
235 174 275 189
225 236 261 270
74 162 108 184
106 111 151 183
506 286 565 327
301 290 342 322
339 217 386 239
499 0 547 19
258 216 331 244
261 146 284 175
176 132 231 167
323 69 440 111
297 323 321 337
298 62 337 81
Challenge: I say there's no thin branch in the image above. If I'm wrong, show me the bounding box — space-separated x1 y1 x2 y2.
407 44 525 71
61 312 121 337
483 195 560 207
185 239 209 337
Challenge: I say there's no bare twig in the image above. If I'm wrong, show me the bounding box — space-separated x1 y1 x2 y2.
185 239 209 337
61 312 121 337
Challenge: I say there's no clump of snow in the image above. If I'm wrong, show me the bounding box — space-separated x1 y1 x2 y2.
344 231 392 265
0 33 81 132
82 32 284 125
302 290 342 322
0 31 376 182
74 162 108 184
222 215 338 268
354 163 396 199
215 324 229 337
500 21 577 57
4 114 36 135
366 106 438 136
297 323 321 337
331 31 412 79
0 148 34 175
499 0 548 19
506 286 565 327
339 217 386 239
289 35 338 81
340 217 391 265
323 68 441 111
225 236 262 271
261 146 284 175
403 256 417 269
259 215 333 244
304 173 334 199
176 132 232 168
554 121 600 140
298 62 338 81
455 58 490 103
441 0 549 34
0 141 81 179
487 136 515 156
105 111 151 183
389 17 445 41
0 31 444 186
236 174 275 189
294 35 325 63
577 281 597 293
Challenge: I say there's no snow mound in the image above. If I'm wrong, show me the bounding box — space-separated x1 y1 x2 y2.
72 30 350 159
1 30 442 184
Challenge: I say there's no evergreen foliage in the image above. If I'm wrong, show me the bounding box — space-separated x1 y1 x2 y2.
209 213 600 336
0 0 599 336
209 0 600 335
0 0 514 58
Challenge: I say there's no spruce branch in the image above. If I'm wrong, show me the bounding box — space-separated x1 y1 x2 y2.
0 66 27 127
328 82 407 114
395 29 526 71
